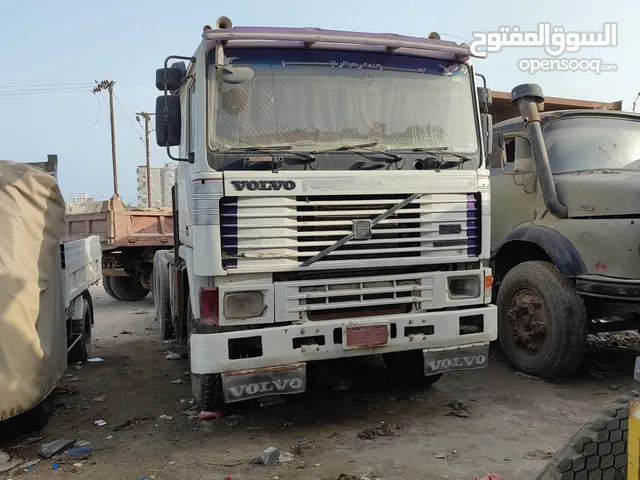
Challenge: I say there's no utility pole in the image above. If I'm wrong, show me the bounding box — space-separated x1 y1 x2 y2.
136 112 155 207
93 80 118 196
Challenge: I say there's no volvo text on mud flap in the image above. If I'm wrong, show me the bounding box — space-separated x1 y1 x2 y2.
222 365 307 403
423 344 489 375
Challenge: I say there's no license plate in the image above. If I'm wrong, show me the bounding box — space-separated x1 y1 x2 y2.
344 324 389 349
423 344 489 375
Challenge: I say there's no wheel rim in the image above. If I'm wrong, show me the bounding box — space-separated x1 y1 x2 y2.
507 287 548 355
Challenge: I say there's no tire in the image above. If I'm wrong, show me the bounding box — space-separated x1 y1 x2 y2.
186 294 224 411
9 391 56 434
383 350 443 388
497 260 587 380
110 275 150 302
535 391 637 480
103 275 119 300
154 250 174 340
68 298 93 363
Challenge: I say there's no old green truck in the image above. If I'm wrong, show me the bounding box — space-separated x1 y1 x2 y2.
489 83 640 379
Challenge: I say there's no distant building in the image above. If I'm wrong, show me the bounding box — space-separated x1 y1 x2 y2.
66 192 102 214
136 162 176 208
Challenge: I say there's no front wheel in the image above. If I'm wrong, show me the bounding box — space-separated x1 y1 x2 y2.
68 298 92 363
497 260 587 380
383 350 443 388
185 294 224 411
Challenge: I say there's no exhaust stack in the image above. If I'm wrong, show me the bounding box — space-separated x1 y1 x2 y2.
511 83 568 219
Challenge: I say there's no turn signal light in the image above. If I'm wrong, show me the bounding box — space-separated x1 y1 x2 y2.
199 287 219 325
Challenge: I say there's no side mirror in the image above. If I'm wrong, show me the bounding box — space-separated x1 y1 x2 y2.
480 113 493 155
477 87 493 112
221 66 255 85
155 95 181 147
487 132 504 168
155 61 187 91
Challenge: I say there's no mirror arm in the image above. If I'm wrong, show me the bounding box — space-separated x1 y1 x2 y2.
161 55 195 163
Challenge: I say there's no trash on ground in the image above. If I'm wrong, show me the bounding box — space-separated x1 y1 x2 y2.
87 357 104 363
73 463 83 468
261 447 280 466
159 415 174 420
38 438 76 459
199 410 224 420
66 447 96 459
52 463 61 470
0 460 22 473
20 459 41 469
278 452 294 463
166 352 181 360
105 435 114 440
113 416 151 431
357 423 397 440
608 384 620 390
0 451 9 464
434 453 448 459
119 330 132 335
283 422 294 428
92 396 106 402
13 435 44 446
170 379 184 384
514 372 540 381
524 450 553 460
474 476 504 480
69 376 80 382
94 419 107 427
74 441 91 447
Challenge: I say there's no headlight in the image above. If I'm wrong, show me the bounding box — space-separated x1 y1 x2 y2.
448 276 481 299
224 291 265 319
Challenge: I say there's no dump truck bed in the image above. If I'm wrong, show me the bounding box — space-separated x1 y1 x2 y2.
63 195 173 250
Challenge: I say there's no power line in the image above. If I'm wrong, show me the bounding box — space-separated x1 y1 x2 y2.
0 82 95 89
0 88 91 96
113 91 145 145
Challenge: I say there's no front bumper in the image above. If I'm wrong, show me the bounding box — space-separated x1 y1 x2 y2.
190 304 497 374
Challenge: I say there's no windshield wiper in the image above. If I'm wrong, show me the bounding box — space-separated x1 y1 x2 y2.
312 142 404 163
409 147 472 163
213 145 317 161
405 147 472 171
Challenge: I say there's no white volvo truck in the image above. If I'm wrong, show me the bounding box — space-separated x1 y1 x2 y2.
152 17 498 410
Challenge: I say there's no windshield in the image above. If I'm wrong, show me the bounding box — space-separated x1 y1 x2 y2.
543 116 640 172
207 48 479 154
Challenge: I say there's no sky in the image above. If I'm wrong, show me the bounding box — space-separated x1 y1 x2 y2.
1 0 637 204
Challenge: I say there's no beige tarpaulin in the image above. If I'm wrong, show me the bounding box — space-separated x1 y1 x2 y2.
0 160 67 421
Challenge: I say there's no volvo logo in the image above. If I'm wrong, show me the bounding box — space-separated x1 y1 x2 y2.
231 180 296 192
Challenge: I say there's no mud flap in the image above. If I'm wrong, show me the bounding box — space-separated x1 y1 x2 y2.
423 343 489 375
221 363 306 404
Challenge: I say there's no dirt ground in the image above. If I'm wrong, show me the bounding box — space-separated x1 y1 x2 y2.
2 286 640 480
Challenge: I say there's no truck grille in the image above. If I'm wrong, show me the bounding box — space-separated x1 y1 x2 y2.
220 193 480 271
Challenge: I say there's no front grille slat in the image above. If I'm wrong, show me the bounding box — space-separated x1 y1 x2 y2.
220 193 481 270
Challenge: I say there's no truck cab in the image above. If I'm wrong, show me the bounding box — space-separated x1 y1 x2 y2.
153 17 498 410
490 84 640 379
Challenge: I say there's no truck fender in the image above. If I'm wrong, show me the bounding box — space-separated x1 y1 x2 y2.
177 244 208 321
492 224 586 278
68 296 84 321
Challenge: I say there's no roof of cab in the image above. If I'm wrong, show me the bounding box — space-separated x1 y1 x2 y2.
201 25 476 62
494 109 640 133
